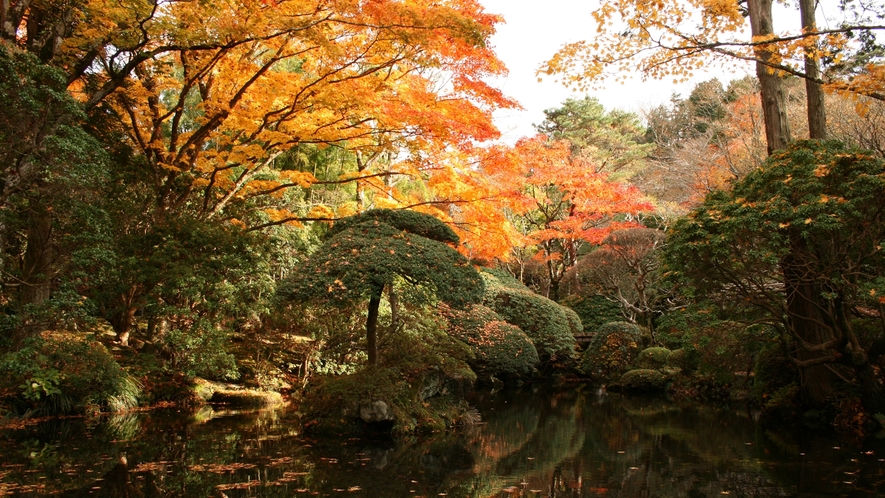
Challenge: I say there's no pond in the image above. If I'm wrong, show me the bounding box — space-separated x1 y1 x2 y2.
1 386 884 497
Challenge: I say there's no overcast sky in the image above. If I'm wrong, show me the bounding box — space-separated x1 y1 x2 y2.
478 0 753 143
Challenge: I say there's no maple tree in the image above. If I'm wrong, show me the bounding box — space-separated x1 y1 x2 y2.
540 0 885 151
0 0 515 342
478 136 652 301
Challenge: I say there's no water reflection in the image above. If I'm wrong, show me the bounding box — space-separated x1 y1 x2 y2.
1 386 884 496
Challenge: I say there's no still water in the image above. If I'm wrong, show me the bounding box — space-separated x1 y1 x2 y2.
1 386 884 497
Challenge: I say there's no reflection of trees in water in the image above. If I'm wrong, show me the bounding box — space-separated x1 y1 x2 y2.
458 389 885 498
2 392 885 496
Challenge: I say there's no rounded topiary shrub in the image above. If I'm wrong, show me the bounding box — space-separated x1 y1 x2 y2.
634 347 672 370
580 321 642 382
615 369 670 392
562 306 584 337
484 288 576 368
0 331 141 415
442 304 540 379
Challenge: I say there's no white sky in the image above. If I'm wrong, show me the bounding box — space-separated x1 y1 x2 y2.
478 0 756 143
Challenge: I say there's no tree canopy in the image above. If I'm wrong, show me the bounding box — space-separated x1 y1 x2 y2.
664 140 885 406
282 209 484 365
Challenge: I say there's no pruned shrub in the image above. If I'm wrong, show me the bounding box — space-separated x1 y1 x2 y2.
562 306 584 337
580 321 642 382
634 347 672 370
441 304 539 379
615 369 670 392
560 294 623 333
484 288 576 368
0 331 141 415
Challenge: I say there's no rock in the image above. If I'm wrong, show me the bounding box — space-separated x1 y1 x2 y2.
419 371 442 401
359 400 395 423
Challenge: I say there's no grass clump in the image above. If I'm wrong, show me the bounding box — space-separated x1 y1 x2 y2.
0 331 141 415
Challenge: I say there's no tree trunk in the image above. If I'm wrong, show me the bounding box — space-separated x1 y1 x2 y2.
799 0 827 139
20 202 53 307
782 248 836 404
365 285 383 366
748 0 792 154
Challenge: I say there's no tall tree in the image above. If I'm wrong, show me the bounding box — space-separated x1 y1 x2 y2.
534 96 652 178
539 0 885 149
479 136 652 301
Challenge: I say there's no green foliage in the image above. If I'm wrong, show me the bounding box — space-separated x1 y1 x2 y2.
663 140 885 401
483 286 576 368
615 369 671 392
535 96 652 179
634 347 672 370
284 210 483 308
753 345 801 412
303 313 477 439
560 294 623 332
441 304 540 379
0 331 140 415
580 322 642 382
666 348 699 372
562 306 584 336
325 208 460 244
161 326 239 381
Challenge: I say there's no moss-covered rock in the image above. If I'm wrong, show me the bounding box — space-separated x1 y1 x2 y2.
301 366 474 438
442 304 539 380
579 322 642 382
614 369 671 392
634 347 672 370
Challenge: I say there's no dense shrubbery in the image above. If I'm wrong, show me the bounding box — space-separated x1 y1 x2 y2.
560 294 623 334
441 304 539 380
580 322 642 382
484 288 576 368
615 369 670 392
633 347 672 370
301 303 478 437
0 331 140 415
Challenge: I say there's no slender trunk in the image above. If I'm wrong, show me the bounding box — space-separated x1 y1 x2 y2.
799 0 827 139
748 0 792 154
365 285 383 366
388 284 398 333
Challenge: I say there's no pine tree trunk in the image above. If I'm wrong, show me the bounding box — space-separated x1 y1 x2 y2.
799 0 827 139
747 0 792 153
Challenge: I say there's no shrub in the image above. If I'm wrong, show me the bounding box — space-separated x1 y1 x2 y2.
562 306 584 336
560 294 623 333
634 347 672 370
0 331 141 415
484 288 575 368
160 324 239 381
753 344 801 412
615 369 670 392
580 322 642 382
667 348 699 372
442 304 540 379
